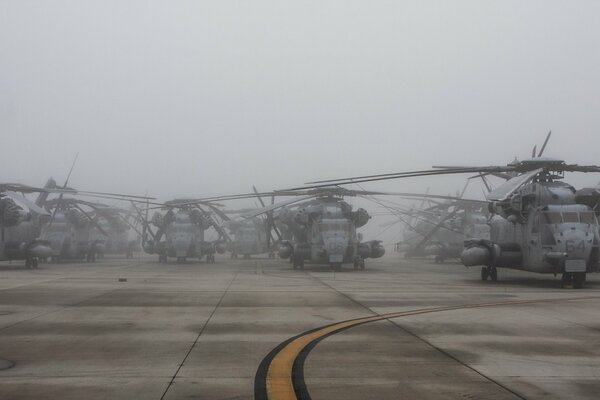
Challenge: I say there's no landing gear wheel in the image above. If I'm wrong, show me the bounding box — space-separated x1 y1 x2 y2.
481 267 489 281
293 255 304 270
573 272 586 289
490 267 498 282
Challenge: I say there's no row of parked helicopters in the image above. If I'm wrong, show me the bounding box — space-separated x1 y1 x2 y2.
3 132 600 287
0 177 386 271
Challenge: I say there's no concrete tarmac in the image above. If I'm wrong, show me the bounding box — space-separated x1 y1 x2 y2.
0 255 598 399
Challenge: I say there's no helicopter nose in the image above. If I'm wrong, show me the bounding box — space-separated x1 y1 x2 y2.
557 228 592 260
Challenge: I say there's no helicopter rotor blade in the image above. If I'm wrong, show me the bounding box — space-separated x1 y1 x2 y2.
537 130 552 157
3 191 50 216
242 195 315 218
72 203 109 237
487 168 543 201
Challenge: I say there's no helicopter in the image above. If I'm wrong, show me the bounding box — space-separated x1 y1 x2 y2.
139 199 230 263
293 133 600 288
226 217 276 259
225 187 282 259
40 197 116 263
239 187 386 271
385 192 490 263
88 205 142 259
0 182 57 268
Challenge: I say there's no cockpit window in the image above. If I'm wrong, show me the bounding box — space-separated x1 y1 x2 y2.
580 212 596 224
562 212 579 223
542 212 562 224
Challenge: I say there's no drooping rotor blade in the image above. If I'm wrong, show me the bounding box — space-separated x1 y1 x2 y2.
72 203 109 237
196 205 231 242
531 145 537 158
131 200 155 241
476 173 492 193
4 191 50 216
487 168 544 201
205 204 230 222
253 186 267 208
537 131 552 157
242 195 316 218
415 208 462 250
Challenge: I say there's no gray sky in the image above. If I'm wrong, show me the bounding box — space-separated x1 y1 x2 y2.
2 1 600 242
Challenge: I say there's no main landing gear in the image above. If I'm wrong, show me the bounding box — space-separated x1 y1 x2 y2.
561 272 586 289
481 266 497 282
206 254 215 264
292 255 304 270
353 256 365 270
25 258 39 269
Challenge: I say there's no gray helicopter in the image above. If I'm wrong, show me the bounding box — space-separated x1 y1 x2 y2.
0 182 57 268
298 133 600 288
40 197 114 262
386 192 490 263
238 187 386 271
88 205 142 259
225 187 281 259
139 199 230 263
226 217 275 259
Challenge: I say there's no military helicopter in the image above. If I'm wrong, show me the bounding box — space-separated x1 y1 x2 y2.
40 198 118 262
88 205 142 259
225 187 281 259
226 217 276 259
237 187 386 271
385 192 490 263
139 199 230 263
294 133 600 288
0 182 57 268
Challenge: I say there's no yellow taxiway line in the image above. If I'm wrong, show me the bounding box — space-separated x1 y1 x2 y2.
263 296 599 400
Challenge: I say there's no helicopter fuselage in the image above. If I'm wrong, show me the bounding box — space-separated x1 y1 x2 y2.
462 182 600 275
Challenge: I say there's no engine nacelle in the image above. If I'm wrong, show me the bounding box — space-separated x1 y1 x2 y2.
278 241 293 259
29 242 53 258
214 242 227 254
143 240 156 254
353 208 370 228
461 239 522 267
92 241 106 254
358 240 385 259
0 199 27 227
151 212 164 227
575 188 600 210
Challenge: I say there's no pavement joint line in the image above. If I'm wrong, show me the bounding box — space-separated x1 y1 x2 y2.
0 259 144 293
159 270 240 400
0 261 148 334
257 266 600 400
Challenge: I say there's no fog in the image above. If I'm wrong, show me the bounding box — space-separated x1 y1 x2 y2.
2 1 600 244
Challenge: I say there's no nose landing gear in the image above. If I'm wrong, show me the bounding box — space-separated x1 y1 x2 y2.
481 266 497 282
561 272 586 289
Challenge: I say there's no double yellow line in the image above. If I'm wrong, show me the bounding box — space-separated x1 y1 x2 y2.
260 296 599 400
